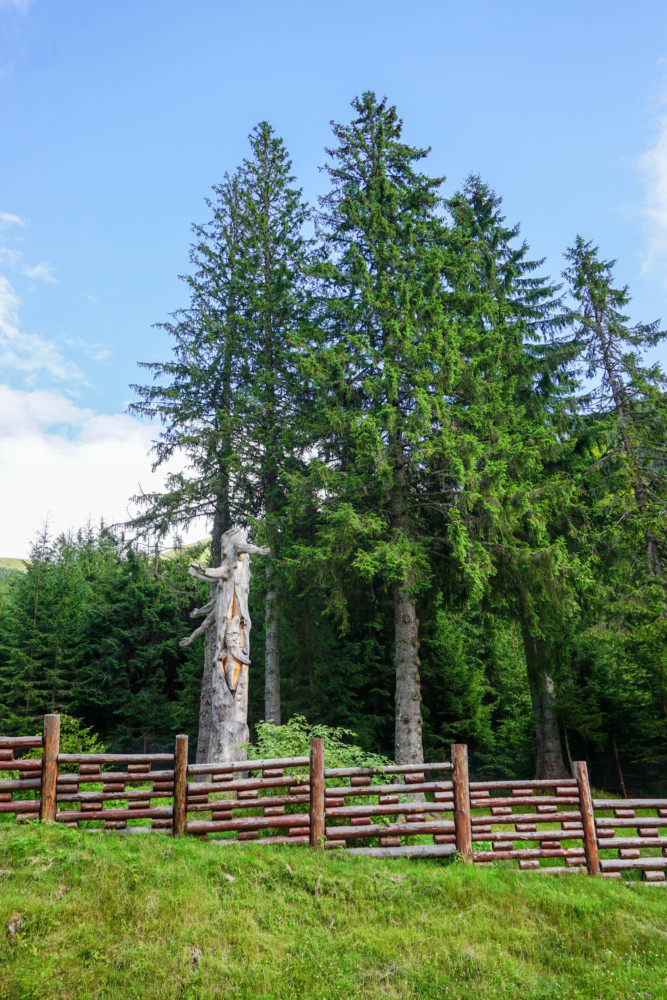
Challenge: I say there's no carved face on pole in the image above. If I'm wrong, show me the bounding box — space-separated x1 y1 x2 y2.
179 528 270 697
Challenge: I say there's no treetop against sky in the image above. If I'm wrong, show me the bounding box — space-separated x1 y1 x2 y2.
1 0 666 556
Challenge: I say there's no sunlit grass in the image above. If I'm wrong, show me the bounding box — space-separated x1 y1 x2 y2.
0 824 666 999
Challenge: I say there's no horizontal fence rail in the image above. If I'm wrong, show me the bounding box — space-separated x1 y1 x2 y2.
0 716 664 882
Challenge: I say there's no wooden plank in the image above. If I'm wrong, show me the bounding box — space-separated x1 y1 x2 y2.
187 756 309 775
57 753 173 764
345 843 456 858
471 796 580 808
210 835 309 847
187 775 305 794
471 811 582 825
186 794 309 813
309 737 325 850
173 734 188 837
56 790 172 803
596 817 667 828
593 799 667 809
0 778 41 792
39 714 60 823
56 769 174 784
0 736 42 749
474 848 585 861
55 806 172 822
599 858 667 872
0 800 40 813
472 830 585 842
452 743 473 862
188 813 310 834
324 762 451 778
0 760 41 771
470 779 577 790
324 781 453 798
326 820 455 839
325 801 454 818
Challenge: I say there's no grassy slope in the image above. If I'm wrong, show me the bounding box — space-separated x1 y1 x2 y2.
0 826 665 1000
0 558 28 573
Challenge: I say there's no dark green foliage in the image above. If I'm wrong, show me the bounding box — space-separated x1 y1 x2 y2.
0 527 207 748
1 99 666 791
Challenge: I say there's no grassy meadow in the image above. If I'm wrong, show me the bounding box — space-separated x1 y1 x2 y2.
0 824 666 1000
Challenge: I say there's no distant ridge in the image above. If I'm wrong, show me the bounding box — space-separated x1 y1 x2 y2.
0 558 28 574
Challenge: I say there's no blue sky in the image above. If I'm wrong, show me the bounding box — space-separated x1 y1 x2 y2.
1 0 666 556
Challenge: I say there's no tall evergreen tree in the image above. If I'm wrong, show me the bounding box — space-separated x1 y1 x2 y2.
130 123 310 754
234 122 312 724
304 92 452 763
563 236 667 581
443 175 577 777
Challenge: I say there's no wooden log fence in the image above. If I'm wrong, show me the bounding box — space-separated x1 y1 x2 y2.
0 716 665 881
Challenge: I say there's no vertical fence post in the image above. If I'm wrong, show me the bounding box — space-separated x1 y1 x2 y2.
451 743 473 862
40 714 60 823
575 760 600 876
173 734 188 837
309 737 325 850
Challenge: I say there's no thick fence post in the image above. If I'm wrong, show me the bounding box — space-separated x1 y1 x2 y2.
40 714 60 823
309 737 325 850
173 734 188 837
451 743 473 862
575 760 600 876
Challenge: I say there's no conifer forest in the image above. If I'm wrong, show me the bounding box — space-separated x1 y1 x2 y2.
1 94 666 792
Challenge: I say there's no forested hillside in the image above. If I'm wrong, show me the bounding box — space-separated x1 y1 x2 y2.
1 93 665 792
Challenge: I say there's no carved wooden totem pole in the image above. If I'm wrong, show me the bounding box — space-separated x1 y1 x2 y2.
180 527 270 762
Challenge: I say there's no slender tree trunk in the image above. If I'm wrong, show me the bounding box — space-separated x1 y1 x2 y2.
394 584 423 764
264 561 280 723
391 429 424 765
520 625 568 779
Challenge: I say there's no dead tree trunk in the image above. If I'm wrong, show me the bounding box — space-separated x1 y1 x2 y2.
181 527 270 763
195 504 229 764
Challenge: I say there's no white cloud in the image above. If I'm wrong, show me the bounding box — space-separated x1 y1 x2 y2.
63 338 112 362
0 212 26 228
0 275 84 383
0 385 207 557
639 92 667 282
0 248 22 267
22 261 57 283
0 0 32 12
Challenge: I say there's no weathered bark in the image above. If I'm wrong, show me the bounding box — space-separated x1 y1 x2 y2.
195 504 228 765
394 584 424 765
264 562 281 724
182 527 270 764
195 627 215 765
520 625 568 779
391 427 424 766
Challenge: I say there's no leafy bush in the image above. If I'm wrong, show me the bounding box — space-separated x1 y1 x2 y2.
23 714 107 774
246 715 391 770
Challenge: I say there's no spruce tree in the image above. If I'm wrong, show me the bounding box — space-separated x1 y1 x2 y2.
443 175 577 777
130 124 310 752
305 92 451 764
563 236 667 581
233 122 311 724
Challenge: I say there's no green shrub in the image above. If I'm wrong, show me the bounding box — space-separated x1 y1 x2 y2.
246 715 391 770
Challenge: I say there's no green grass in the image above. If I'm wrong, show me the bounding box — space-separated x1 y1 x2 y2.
1 825 666 999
